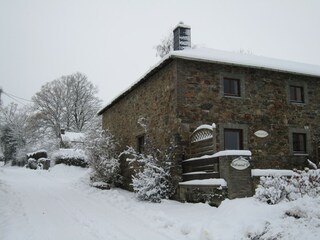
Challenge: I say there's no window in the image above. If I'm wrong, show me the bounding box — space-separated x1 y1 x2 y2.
292 133 307 153
137 135 145 153
290 85 304 103
224 129 243 150
223 77 240 97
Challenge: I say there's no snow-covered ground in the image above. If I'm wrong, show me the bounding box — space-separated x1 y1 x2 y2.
1 165 319 240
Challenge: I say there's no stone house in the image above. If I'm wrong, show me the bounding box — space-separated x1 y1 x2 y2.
98 23 320 202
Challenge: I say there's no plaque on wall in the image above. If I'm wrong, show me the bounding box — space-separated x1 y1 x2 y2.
230 156 250 170
254 130 269 138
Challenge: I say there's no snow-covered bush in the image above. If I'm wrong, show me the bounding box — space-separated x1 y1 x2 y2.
52 149 88 168
85 129 121 187
38 158 50 170
289 169 320 199
255 175 289 204
255 169 320 204
27 158 38 170
124 147 174 203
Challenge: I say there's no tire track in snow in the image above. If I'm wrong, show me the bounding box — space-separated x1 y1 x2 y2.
1 167 177 240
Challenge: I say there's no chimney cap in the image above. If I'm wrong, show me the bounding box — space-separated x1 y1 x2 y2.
173 21 191 31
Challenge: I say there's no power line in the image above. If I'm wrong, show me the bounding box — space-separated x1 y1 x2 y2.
0 87 2 105
2 92 27 106
3 91 33 102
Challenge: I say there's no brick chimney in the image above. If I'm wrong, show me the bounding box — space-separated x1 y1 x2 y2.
173 22 191 51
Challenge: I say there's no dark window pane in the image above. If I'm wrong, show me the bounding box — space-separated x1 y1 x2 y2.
224 129 243 150
137 135 145 153
224 78 240 96
290 86 304 103
293 133 306 153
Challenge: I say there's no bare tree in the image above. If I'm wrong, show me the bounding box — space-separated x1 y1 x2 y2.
155 30 197 58
32 72 101 137
0 103 29 164
32 79 65 137
64 73 101 132
155 32 173 58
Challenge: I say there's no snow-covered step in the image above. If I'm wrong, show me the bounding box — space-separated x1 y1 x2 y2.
182 155 219 173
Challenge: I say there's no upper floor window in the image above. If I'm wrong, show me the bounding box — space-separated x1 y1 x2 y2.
290 85 304 103
292 133 307 153
224 128 243 150
223 77 240 97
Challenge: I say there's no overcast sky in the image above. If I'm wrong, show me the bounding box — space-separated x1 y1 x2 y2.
1 0 320 107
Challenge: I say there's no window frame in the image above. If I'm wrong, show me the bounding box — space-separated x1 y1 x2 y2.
289 128 310 156
219 73 245 99
224 128 243 150
289 85 304 103
287 81 308 105
220 124 248 150
223 77 241 97
292 133 307 154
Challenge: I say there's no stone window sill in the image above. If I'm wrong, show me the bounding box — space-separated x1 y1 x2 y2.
292 153 309 156
223 95 242 99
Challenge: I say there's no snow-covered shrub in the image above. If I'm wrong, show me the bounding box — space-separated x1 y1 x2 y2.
124 147 174 203
27 150 47 160
289 169 320 199
255 175 289 204
38 158 50 170
85 129 121 187
52 149 88 168
255 169 320 204
27 158 38 170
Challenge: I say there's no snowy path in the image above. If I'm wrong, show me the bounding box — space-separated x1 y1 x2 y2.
0 166 212 240
1 165 320 240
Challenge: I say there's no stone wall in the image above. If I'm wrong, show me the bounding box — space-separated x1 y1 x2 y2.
102 60 183 190
219 155 253 199
175 59 320 169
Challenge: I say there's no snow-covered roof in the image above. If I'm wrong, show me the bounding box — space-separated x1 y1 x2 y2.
171 48 320 77
98 48 320 115
61 132 85 143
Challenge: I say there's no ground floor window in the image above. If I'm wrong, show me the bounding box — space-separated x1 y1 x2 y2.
224 128 243 150
137 135 145 153
289 128 310 155
292 133 307 153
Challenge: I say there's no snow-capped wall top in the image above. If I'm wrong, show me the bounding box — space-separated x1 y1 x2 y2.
179 178 227 187
251 169 294 177
171 48 320 77
212 150 252 158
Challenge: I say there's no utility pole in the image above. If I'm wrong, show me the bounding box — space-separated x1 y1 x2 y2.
0 87 2 106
